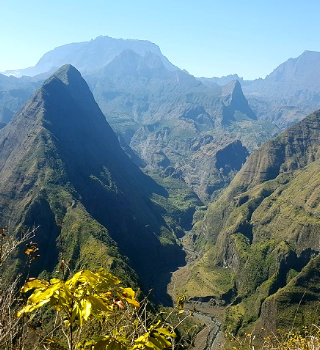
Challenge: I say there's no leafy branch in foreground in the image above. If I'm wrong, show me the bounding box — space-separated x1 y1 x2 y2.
18 269 176 350
0 226 37 349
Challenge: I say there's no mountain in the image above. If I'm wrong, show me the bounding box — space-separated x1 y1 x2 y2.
5 42 320 131
246 51 320 126
0 38 279 201
264 50 320 91
203 51 320 129
199 74 244 87
171 109 320 336
0 64 188 302
245 51 320 128
205 51 320 95
3 36 177 77
0 73 41 124
243 51 320 120
86 50 277 201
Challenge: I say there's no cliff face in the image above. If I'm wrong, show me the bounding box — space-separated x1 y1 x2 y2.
178 109 320 333
0 65 185 302
89 50 268 202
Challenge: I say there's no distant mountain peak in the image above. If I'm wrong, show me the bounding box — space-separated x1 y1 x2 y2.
265 50 320 83
222 80 248 106
199 74 243 87
100 49 169 78
221 80 256 124
51 64 81 84
301 49 319 56
222 79 242 96
2 35 177 77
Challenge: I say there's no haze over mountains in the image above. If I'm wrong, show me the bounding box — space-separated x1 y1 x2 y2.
0 74 41 127
0 36 280 201
2 35 320 222
3 37 320 133
86 50 273 201
202 50 320 128
2 37 320 135
3 36 177 77
1 35 320 345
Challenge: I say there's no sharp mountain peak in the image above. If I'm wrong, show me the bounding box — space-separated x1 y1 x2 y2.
49 64 82 85
221 79 242 96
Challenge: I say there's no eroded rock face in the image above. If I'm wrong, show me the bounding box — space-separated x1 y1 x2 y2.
187 109 320 334
91 51 272 202
130 119 250 202
215 140 249 175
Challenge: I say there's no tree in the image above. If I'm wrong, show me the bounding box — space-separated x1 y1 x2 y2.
18 269 176 350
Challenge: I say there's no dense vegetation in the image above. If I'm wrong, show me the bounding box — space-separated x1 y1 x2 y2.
2 38 320 348
0 65 188 304
172 109 320 342
0 226 192 350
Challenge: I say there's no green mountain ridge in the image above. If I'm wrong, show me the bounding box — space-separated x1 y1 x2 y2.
172 109 320 335
0 64 187 303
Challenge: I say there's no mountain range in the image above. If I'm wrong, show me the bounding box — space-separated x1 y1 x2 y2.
202 50 320 128
4 39 320 133
3 36 177 78
0 36 280 202
86 49 273 202
1 35 320 342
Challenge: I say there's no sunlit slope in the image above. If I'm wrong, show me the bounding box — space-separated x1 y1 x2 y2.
177 110 320 332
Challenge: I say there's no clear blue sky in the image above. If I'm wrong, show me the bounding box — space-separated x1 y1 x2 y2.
1 0 319 79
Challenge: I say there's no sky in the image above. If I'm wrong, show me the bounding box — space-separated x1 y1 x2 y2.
0 0 320 79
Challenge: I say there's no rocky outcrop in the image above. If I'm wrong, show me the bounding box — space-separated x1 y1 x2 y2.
185 109 320 333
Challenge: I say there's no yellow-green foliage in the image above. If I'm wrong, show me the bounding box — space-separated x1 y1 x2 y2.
263 327 320 350
18 269 139 319
226 326 320 349
18 269 175 350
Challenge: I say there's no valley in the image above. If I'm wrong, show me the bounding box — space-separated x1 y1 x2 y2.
1 34 320 349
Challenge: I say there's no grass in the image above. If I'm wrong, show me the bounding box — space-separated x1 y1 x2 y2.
185 154 320 335
168 246 234 300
